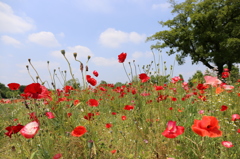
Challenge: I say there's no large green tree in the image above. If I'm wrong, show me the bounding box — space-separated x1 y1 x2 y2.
147 0 240 76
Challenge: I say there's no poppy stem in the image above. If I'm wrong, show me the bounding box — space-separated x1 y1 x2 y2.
61 50 78 89
47 61 55 89
123 63 131 83
128 62 134 82
28 60 43 84
26 65 36 83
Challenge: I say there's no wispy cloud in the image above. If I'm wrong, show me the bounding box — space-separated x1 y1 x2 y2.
0 2 35 33
1 35 21 47
51 45 94 62
99 28 146 48
92 57 118 66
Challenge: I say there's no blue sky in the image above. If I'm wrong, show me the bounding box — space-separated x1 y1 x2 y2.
0 0 207 88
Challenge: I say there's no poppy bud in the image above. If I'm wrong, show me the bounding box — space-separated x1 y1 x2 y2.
80 63 84 72
54 69 56 73
86 66 88 71
28 59 31 62
47 61 49 64
88 56 91 60
73 52 77 59
26 65 29 70
61 50 65 55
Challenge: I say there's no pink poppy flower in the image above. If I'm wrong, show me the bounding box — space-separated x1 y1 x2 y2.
231 114 240 121
204 76 222 87
221 141 234 148
162 121 184 138
20 121 39 138
45 112 55 119
222 85 234 90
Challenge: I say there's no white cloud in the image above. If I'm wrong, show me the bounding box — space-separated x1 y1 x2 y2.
92 57 118 66
99 28 146 48
0 2 34 33
152 3 171 10
51 45 94 61
1 35 21 47
132 51 152 59
28 31 60 47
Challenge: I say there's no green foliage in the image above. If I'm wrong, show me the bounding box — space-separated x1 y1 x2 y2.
64 78 80 89
147 0 240 75
226 65 240 83
150 74 170 84
188 70 204 87
0 83 26 99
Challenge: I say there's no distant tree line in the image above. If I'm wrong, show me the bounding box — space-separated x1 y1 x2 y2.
0 83 26 99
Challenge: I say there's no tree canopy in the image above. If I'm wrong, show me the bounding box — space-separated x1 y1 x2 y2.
147 0 240 76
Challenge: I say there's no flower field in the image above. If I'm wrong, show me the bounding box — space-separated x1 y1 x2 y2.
0 52 240 159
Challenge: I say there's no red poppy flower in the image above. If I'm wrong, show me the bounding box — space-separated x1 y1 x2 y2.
5 124 24 138
23 83 51 99
106 123 112 128
118 52 127 63
29 112 39 122
99 87 107 91
221 141 234 148
20 121 39 139
73 99 80 106
84 113 95 120
121 116 127 121
71 126 87 137
67 113 72 117
231 114 240 121
124 105 134 110
191 116 222 137
221 72 230 78
87 99 99 107
112 112 117 115
155 85 164 91
111 150 117 154
53 153 62 159
45 112 55 119
7 83 20 90
93 70 99 77
197 84 207 90
86 75 97 86
171 76 181 84
63 85 74 93
162 121 184 138
220 105 228 111
237 129 240 133
139 73 150 83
